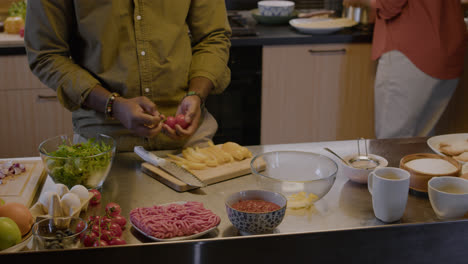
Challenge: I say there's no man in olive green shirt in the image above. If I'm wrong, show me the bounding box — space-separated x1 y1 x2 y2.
24 1 232 151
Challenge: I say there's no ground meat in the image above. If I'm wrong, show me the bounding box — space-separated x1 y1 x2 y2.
130 201 220 239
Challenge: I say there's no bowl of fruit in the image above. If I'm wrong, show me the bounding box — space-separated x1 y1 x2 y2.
39 134 116 189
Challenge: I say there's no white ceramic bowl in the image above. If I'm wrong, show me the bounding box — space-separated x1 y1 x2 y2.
258 1 295 17
341 154 388 184
428 176 468 220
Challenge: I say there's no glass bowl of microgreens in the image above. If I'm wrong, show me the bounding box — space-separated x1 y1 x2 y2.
39 134 116 189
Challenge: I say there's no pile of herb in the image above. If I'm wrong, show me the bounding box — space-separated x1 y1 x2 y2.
8 0 27 20
44 138 113 188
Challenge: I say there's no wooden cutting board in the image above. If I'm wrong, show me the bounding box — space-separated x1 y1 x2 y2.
0 159 47 207
141 157 265 192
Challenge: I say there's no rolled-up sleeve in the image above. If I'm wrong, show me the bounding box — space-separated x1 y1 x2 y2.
374 0 408 20
186 0 232 94
24 0 100 111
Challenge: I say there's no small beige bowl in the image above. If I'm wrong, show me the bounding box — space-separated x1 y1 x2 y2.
400 153 461 193
341 154 388 184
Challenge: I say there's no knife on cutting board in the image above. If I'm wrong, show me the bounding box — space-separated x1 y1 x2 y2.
134 146 206 188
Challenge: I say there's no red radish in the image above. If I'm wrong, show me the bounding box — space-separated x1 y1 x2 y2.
164 116 177 129
175 114 190 129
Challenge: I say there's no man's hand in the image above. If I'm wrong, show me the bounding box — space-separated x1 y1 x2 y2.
162 95 202 140
83 85 164 138
113 96 164 138
162 76 213 140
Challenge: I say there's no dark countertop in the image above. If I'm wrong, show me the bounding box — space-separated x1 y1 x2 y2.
230 10 373 47
231 24 372 47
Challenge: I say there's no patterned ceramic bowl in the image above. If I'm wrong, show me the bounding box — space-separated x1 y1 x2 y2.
225 190 287 235
258 1 295 17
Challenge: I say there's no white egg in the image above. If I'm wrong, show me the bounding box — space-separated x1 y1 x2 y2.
69 185 89 201
38 191 58 214
54 183 70 197
60 192 81 216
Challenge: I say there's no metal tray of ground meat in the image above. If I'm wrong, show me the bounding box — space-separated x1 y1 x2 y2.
129 201 220 242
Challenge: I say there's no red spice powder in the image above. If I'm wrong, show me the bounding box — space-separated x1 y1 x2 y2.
231 199 281 213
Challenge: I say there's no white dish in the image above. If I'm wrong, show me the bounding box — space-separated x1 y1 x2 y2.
428 176 468 220
130 201 219 242
258 1 295 17
289 18 356 35
0 229 32 253
427 133 468 164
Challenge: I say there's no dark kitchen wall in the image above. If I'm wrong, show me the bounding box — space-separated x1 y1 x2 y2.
205 46 262 146
225 0 257 10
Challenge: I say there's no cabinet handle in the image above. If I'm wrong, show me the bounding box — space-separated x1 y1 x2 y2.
308 48 347 54
37 95 58 100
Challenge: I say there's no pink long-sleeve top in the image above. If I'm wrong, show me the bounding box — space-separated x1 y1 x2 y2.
370 0 467 80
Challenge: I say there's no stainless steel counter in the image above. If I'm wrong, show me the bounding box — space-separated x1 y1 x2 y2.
6 137 468 263
102 137 440 243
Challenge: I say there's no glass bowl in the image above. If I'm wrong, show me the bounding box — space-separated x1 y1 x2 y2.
39 134 116 189
32 216 87 251
250 151 338 199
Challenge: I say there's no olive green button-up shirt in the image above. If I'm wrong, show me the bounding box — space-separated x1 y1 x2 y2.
24 0 231 150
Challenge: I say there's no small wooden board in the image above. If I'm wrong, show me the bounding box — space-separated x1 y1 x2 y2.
0 159 47 207
141 157 265 192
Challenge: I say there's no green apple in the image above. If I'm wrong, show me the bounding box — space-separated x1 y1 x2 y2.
0 198 4 206
0 217 22 250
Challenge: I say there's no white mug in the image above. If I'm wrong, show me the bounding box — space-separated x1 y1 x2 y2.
368 167 410 223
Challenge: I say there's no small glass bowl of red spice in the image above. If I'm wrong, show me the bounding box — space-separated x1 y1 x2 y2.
225 189 287 235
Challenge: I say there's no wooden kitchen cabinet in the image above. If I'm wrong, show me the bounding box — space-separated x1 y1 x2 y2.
0 55 73 158
261 43 376 145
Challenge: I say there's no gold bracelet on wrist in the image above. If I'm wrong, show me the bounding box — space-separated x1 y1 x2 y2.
105 92 120 120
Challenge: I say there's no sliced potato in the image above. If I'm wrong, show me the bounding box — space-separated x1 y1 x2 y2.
187 147 209 162
182 149 203 163
209 145 233 163
195 147 218 167
166 141 251 170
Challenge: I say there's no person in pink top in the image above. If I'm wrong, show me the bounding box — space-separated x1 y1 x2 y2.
343 0 467 138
